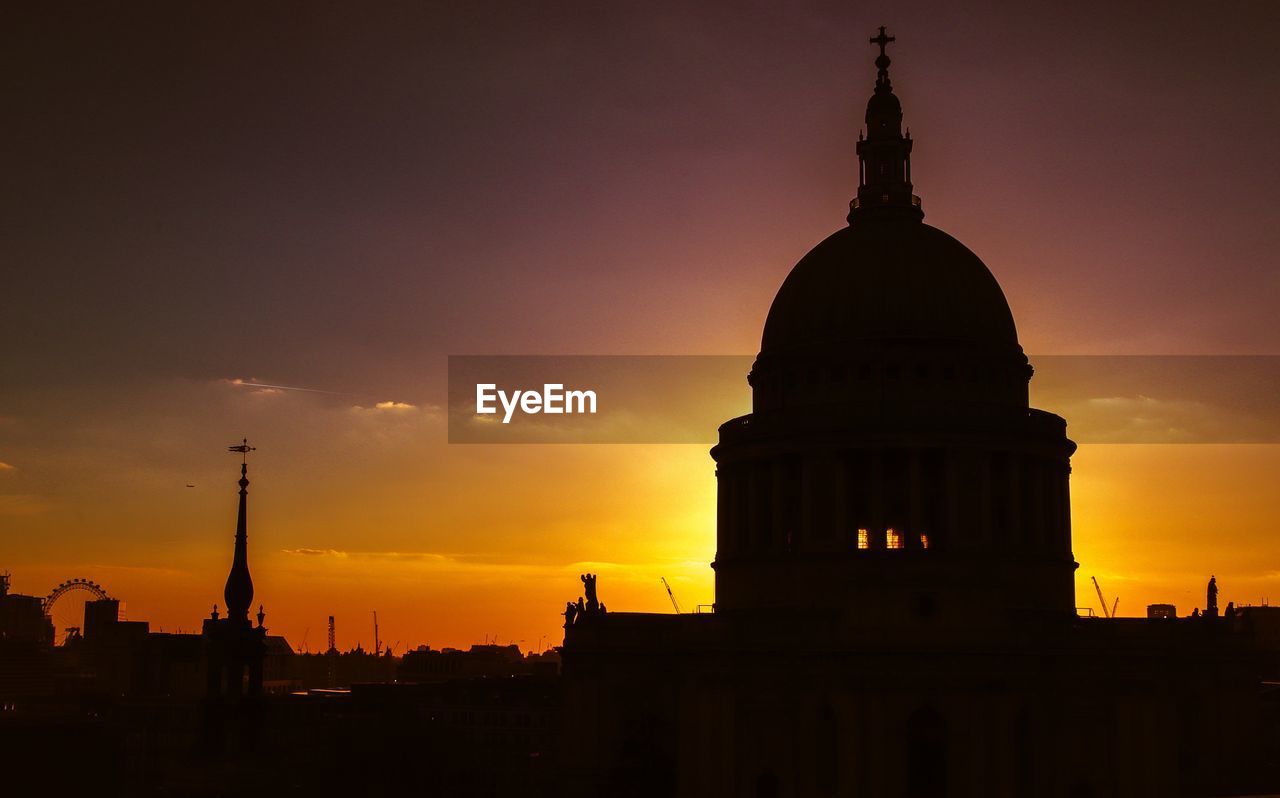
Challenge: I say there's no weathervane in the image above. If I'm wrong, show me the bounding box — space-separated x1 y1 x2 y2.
228 438 256 464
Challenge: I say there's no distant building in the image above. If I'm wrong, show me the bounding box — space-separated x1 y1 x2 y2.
288 646 396 689
561 30 1280 797
0 574 53 644
1147 603 1177 619
0 573 54 707
401 643 523 682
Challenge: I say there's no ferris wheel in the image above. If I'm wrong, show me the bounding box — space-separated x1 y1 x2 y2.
44 578 112 645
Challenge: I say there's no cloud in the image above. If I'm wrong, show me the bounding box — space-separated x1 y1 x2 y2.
0 461 15 472
279 548 676 576
282 547 448 562
1058 394 1252 443
281 547 345 557
351 400 441 416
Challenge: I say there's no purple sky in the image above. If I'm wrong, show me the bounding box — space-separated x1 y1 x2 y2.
6 2 1279 403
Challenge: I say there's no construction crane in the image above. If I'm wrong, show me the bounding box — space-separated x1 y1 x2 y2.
327 615 336 653
373 611 380 657
660 577 682 614
1091 576 1119 619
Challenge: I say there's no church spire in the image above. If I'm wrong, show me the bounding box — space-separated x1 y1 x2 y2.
224 439 256 622
850 26 923 222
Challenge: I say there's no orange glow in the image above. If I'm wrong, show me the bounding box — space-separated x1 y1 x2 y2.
3 370 1278 651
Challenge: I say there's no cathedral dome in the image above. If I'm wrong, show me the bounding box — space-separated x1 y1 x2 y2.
743 26 1031 416
712 28 1074 626
760 218 1020 356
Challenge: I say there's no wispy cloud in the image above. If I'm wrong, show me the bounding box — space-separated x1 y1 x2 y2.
351 400 441 416
281 547 450 563
0 461 15 472
278 548 679 579
1059 394 1251 443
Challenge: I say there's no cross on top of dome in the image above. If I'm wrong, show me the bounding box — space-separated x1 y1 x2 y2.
870 26 895 90
871 25 894 55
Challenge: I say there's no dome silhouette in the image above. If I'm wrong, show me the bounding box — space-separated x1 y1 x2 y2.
760 217 1020 356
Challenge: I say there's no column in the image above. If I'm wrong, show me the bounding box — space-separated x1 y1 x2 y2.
1060 464 1073 556
772 459 787 552
870 451 885 549
801 455 817 547
944 450 959 550
1030 458 1045 550
716 467 730 556
749 464 766 552
907 449 923 549
978 449 992 546
1008 453 1022 548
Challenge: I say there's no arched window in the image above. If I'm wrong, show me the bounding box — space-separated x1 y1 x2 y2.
906 707 947 797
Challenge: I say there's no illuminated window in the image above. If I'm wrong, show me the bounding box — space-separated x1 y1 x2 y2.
886 528 903 549
920 533 930 550
857 528 869 550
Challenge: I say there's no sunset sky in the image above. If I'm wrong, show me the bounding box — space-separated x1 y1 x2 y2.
3 2 1279 652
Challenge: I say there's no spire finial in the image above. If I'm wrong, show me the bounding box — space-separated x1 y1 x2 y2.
223 440 256 621
849 26 922 222
870 25 895 91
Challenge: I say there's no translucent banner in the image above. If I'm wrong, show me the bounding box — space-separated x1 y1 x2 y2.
447 355 1280 444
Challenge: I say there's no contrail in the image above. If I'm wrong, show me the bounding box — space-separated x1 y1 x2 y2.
228 379 353 396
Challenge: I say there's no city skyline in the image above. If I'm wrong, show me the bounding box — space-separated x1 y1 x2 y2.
4 1 1280 653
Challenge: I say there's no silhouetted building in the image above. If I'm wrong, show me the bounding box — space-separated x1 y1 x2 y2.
0 574 54 645
401 643 521 682
560 30 1279 797
0 573 54 707
68 597 292 701
201 443 269 752
1147 603 1177 619
265 673 559 796
288 646 396 689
